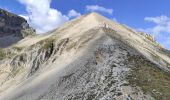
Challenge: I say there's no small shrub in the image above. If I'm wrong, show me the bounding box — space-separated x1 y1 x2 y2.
38 38 55 50
42 39 54 49
13 46 23 51
0 49 6 60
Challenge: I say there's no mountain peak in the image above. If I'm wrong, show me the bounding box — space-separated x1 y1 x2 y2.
1 11 170 100
83 12 109 23
86 12 103 17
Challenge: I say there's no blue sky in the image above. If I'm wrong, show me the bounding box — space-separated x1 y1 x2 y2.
0 0 170 49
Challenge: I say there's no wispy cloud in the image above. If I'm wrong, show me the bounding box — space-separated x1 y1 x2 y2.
138 15 170 49
18 0 69 33
86 5 113 15
67 9 81 18
141 15 170 35
145 16 170 25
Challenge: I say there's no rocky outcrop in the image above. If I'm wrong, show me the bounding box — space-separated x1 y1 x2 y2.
0 8 35 47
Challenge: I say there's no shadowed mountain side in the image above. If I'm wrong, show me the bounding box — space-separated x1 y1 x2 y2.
0 8 35 48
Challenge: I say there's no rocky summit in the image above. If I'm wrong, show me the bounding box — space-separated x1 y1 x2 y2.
0 8 35 47
0 11 170 100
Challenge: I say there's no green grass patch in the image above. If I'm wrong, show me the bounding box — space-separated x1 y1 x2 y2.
126 55 170 100
0 49 6 60
43 40 54 49
38 38 55 50
13 46 23 51
0 48 17 60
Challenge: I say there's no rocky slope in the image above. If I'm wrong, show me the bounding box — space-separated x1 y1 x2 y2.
0 8 35 47
0 12 170 100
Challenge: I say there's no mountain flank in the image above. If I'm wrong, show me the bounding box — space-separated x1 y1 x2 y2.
0 11 170 100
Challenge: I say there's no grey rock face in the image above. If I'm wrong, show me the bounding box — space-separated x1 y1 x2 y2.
0 8 35 47
0 8 35 37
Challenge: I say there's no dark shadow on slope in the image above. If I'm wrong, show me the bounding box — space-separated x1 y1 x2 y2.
0 35 22 48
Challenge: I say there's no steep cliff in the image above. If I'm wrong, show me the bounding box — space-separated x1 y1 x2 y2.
0 8 35 47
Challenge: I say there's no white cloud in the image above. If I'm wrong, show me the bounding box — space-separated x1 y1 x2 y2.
18 0 69 33
139 15 170 49
19 14 29 20
86 5 113 15
142 15 170 35
68 9 81 18
145 16 170 25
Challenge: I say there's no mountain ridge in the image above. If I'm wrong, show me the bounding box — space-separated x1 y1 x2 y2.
0 11 170 100
49 12 170 73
